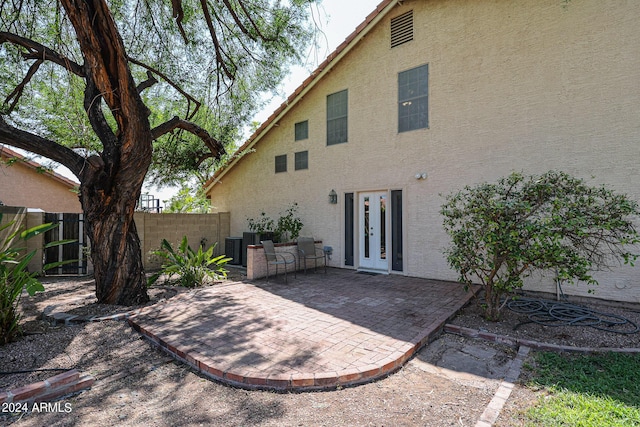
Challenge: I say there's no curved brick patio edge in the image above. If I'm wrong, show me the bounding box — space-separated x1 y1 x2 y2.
444 324 640 353
127 318 442 392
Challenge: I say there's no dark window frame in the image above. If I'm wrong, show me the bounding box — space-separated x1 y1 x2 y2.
327 89 348 145
295 120 309 141
275 154 287 173
345 193 354 266
398 64 429 133
294 150 308 170
391 190 403 271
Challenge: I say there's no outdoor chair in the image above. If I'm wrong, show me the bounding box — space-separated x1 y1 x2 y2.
297 237 327 274
261 240 296 283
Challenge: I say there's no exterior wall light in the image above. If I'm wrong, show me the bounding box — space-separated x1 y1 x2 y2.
329 189 338 204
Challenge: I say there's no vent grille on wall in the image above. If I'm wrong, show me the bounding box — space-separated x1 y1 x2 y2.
390 10 413 48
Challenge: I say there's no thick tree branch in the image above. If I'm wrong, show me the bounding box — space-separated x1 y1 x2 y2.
83 75 118 150
170 0 188 43
128 57 201 119
3 59 43 113
136 70 158 94
151 116 225 159
0 31 84 76
61 0 147 133
0 115 86 179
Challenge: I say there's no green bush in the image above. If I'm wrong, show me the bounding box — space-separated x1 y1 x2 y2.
1 213 72 345
148 236 231 287
277 203 303 242
247 203 304 242
441 171 639 321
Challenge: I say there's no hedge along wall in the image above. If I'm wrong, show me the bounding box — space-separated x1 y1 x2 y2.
135 212 231 270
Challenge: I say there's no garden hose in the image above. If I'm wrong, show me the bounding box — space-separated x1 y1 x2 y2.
507 297 638 334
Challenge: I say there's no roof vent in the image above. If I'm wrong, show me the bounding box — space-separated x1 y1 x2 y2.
390 10 413 48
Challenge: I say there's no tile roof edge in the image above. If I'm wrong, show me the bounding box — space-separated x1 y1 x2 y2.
204 0 398 193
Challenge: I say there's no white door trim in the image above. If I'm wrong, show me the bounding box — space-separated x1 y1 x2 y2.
358 191 389 272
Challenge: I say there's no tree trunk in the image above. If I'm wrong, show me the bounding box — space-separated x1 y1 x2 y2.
85 202 149 306
59 0 153 305
483 283 502 322
80 158 150 305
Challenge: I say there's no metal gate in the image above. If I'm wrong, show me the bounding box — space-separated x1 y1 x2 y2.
43 213 88 275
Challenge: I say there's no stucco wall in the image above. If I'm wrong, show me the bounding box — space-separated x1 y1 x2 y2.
0 161 81 213
208 0 640 303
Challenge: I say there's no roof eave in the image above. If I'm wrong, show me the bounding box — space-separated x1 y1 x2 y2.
204 0 399 194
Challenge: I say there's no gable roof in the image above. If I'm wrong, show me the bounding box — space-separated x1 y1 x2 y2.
0 145 80 189
204 0 399 193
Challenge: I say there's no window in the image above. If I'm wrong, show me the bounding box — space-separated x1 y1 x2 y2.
294 151 308 170
295 120 308 141
327 90 348 145
398 64 428 132
344 193 354 266
275 154 287 173
391 190 403 271
390 10 413 48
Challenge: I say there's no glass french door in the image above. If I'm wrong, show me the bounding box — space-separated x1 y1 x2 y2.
359 192 387 271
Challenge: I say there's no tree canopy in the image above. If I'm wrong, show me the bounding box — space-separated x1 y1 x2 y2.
0 0 318 304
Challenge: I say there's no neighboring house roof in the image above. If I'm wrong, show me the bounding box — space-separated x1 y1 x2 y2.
0 145 80 189
204 0 398 193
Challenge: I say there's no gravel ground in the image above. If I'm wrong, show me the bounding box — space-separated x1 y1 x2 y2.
1 276 638 426
450 292 640 349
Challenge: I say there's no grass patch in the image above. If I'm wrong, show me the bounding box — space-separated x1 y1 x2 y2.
524 352 640 426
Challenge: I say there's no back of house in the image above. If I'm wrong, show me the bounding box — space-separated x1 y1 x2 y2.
206 0 640 304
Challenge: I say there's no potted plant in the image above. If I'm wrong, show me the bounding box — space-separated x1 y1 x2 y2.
276 203 303 242
247 212 277 242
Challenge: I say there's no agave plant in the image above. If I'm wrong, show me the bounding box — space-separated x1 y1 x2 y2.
148 236 231 288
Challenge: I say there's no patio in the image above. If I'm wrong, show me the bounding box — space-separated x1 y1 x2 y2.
128 268 477 391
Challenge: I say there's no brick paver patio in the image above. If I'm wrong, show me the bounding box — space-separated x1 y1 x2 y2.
128 268 476 390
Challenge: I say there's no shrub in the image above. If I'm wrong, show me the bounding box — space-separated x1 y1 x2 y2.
441 171 639 321
247 212 275 235
247 203 304 242
148 236 231 287
276 203 303 242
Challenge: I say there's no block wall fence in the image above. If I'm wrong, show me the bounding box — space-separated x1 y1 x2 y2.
0 206 230 273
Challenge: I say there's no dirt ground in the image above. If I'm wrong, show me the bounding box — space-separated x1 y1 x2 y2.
1 275 638 426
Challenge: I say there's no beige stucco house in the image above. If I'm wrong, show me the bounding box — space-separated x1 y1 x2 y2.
0 146 81 213
205 0 640 304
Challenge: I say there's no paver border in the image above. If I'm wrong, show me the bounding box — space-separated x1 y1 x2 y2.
127 312 458 391
0 370 95 405
444 324 640 353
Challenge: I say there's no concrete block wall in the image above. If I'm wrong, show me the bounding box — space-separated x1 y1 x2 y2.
1 207 232 273
136 212 231 270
